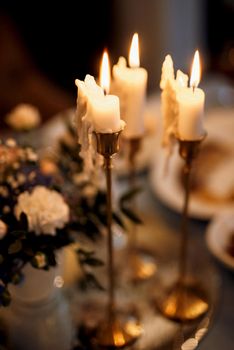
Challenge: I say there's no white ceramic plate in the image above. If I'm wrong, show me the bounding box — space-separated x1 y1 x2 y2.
149 108 234 219
206 210 234 270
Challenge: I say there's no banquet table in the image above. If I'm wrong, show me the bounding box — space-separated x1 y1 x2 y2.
1 94 233 349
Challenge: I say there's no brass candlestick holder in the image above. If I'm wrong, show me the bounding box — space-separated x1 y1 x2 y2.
126 137 157 281
92 131 140 349
158 134 209 322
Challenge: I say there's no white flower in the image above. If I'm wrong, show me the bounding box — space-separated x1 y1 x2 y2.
0 220 7 239
5 104 41 131
14 186 69 235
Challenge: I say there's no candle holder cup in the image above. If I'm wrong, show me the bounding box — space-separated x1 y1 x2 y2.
125 136 157 282
88 131 141 349
157 133 210 322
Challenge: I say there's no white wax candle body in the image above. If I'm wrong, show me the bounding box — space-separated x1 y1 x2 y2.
113 58 147 139
177 87 205 140
76 75 123 134
87 95 122 133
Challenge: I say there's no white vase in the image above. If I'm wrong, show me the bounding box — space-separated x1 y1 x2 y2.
1 251 74 350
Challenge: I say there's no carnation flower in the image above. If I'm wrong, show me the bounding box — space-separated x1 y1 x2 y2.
0 220 7 239
5 104 41 131
14 186 69 235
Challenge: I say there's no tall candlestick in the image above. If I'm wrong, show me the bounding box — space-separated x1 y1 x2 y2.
157 51 208 323
90 51 140 349
112 33 148 139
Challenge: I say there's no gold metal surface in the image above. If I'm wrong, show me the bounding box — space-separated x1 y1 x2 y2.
158 282 209 322
129 248 157 282
94 317 141 349
94 131 122 157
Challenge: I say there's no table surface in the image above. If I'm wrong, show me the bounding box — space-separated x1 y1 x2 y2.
125 173 234 350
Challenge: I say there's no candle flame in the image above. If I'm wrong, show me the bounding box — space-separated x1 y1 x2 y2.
100 50 110 94
190 50 201 89
129 33 140 68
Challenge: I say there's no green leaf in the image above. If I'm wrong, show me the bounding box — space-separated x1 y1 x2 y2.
119 187 142 204
1 288 11 307
10 230 26 239
121 207 143 225
76 248 95 258
112 213 125 229
79 273 105 292
81 257 104 267
11 272 23 285
8 240 22 254
23 246 34 257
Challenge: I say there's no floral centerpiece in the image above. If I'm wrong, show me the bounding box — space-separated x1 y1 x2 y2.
0 138 72 306
0 112 139 307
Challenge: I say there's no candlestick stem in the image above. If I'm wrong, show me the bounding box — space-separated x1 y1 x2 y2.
104 154 115 320
178 147 193 284
128 138 141 248
126 137 156 282
129 138 141 176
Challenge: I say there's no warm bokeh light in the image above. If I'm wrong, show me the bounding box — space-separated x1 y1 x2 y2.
53 275 64 288
190 50 201 89
100 50 110 94
129 33 140 68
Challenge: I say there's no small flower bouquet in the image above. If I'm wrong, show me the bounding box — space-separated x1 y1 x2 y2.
0 108 141 307
0 139 72 306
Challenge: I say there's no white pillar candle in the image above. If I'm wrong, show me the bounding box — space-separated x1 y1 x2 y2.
87 95 122 133
75 52 124 134
112 33 148 139
89 51 123 133
177 50 205 140
177 87 205 140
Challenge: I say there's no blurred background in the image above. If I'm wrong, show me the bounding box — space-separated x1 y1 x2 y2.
0 0 233 122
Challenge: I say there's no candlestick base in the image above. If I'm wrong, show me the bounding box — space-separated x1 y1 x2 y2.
93 316 141 349
157 281 209 323
127 247 157 282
